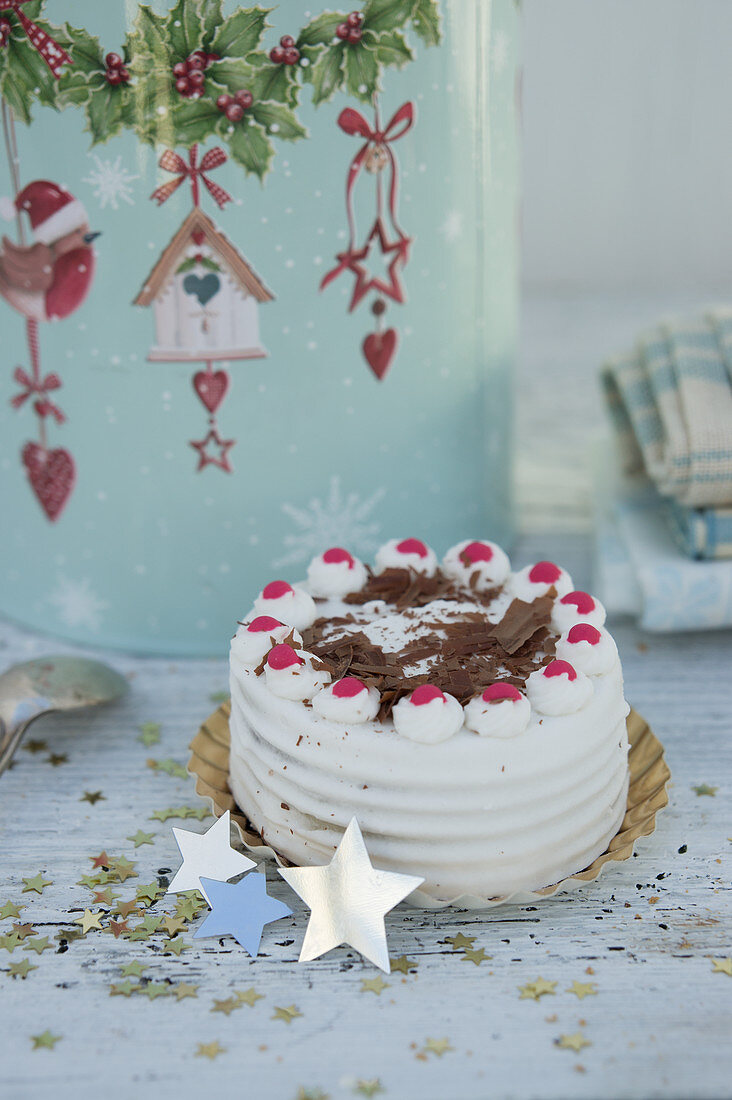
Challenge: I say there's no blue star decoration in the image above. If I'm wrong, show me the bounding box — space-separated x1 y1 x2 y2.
194 874 292 956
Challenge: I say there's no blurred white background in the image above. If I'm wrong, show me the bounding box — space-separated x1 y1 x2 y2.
517 0 732 531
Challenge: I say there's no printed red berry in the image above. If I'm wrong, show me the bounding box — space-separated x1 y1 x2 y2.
106 68 122 86
172 61 189 78
175 77 190 95
188 69 205 89
0 18 11 47
347 11 363 27
205 52 220 65
234 88 253 108
118 66 130 83
280 35 296 48
225 103 244 122
348 27 363 43
336 23 350 39
187 52 206 71
269 45 286 63
189 48 208 64
284 46 300 65
216 93 233 111
105 51 122 69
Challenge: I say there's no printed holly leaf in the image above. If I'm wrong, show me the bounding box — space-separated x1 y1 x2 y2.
297 11 347 47
226 117 274 179
246 51 299 107
55 23 105 110
128 67 176 149
343 38 380 102
167 0 205 62
375 29 413 69
410 0 442 47
210 7 269 60
251 101 307 142
129 5 170 66
172 96 221 145
206 57 257 92
201 0 225 47
0 13 62 125
308 42 346 105
85 78 130 144
362 0 417 34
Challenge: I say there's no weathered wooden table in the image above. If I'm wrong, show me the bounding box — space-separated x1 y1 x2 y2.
1 536 730 1100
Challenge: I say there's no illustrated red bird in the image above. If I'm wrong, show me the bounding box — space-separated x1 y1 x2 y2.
0 179 99 321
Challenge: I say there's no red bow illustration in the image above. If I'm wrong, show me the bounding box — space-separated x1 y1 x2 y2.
1 2 71 78
150 144 232 210
11 365 65 423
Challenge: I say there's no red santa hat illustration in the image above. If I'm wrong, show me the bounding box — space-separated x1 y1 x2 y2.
0 180 88 245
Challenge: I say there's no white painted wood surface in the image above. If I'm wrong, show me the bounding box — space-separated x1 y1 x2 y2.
1 535 730 1100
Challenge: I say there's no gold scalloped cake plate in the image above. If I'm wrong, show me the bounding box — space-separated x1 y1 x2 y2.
188 705 670 910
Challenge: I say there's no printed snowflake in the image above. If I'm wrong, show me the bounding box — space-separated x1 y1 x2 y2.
273 476 386 568
82 155 139 210
439 210 464 243
491 29 510 76
49 575 109 632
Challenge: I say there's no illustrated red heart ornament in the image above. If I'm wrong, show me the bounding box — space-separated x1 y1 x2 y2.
21 442 75 522
362 327 398 381
193 369 229 414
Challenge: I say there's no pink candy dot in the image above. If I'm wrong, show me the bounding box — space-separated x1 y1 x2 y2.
567 623 602 646
560 591 596 614
267 644 303 670
482 683 522 703
410 684 445 706
528 560 562 584
262 580 294 600
322 547 354 568
332 677 366 698
247 615 283 633
543 659 577 681
460 541 494 565
396 538 428 558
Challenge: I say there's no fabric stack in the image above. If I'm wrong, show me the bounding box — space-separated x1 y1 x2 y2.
594 308 732 631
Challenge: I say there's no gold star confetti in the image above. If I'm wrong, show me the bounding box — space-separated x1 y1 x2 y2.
141 982 170 1001
712 958 732 976
8 958 37 979
139 913 163 933
80 791 105 805
74 909 103 934
235 987 264 1007
519 977 557 1001
211 997 239 1016
55 927 84 944
121 960 146 978
195 1041 225 1060
77 873 107 890
557 1032 591 1053
272 1005 302 1024
127 830 155 848
24 936 52 955
567 980 597 999
110 980 138 997
173 983 199 1001
12 923 35 941
90 851 111 868
0 932 22 952
692 784 717 797
162 937 188 957
148 758 188 779
136 882 163 905
444 933 475 950
23 738 47 754
390 955 417 974
92 887 118 906
116 900 140 920
423 1037 453 1057
138 721 161 747
174 895 206 921
106 920 130 939
22 874 52 895
109 856 137 883
46 753 68 767
463 947 490 966
0 901 24 920
162 916 186 936
150 808 177 823
31 1031 61 1050
184 805 211 820
361 975 389 995
354 1081 383 1097
127 930 150 942
295 1090 329 1100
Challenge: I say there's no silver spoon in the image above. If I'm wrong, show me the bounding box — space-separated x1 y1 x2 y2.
0 656 128 777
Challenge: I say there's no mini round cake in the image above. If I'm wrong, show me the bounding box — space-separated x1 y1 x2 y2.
228 539 630 903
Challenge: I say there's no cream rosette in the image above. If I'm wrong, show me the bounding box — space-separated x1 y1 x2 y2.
551 591 607 635
526 659 592 716
307 546 368 598
464 683 531 737
263 643 330 701
374 538 438 576
442 539 511 591
392 684 464 743
555 624 618 677
312 677 380 723
231 616 303 667
509 561 574 602
253 580 317 631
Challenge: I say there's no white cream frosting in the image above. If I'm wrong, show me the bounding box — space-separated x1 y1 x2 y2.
307 548 368 598
464 687 531 738
230 617 302 667
253 581 317 631
312 678 380 723
263 646 330 701
555 625 618 677
526 660 593 716
392 688 465 744
442 539 511 591
375 538 438 576
510 561 574 602
551 591 607 634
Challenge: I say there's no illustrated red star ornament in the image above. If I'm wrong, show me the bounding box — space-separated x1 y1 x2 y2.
189 427 235 472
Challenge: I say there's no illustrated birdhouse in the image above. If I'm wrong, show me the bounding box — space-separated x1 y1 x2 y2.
134 207 273 362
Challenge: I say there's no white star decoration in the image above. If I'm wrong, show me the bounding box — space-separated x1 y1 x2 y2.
278 818 423 972
167 811 256 902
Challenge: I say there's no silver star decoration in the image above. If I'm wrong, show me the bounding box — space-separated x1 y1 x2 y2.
167 811 255 902
278 818 423 972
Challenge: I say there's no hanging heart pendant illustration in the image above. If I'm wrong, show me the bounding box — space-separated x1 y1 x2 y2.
192 368 229 414
183 272 221 306
21 441 75 522
362 327 398 381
